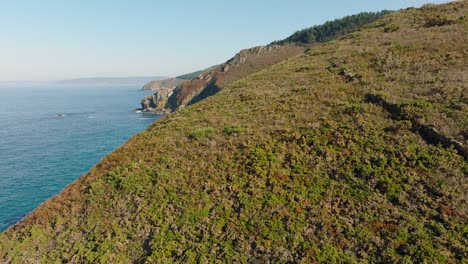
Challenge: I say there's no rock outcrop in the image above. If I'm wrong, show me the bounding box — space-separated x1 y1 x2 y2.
140 44 307 113
139 88 174 114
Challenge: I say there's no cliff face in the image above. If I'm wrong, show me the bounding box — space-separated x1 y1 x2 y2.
139 88 174 113
1 2 467 263
141 44 307 113
139 78 185 113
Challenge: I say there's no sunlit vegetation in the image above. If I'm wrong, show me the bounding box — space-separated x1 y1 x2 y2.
1 1 467 263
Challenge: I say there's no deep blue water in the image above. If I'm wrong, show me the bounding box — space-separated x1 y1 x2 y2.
0 85 160 232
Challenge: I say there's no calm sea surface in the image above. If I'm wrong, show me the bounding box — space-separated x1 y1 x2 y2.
0 85 160 232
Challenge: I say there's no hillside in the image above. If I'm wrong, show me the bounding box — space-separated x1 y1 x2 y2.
1 1 467 263
176 66 219 80
140 44 307 113
141 67 218 91
141 78 185 92
139 10 398 114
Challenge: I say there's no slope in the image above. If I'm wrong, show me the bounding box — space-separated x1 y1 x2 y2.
175 66 219 80
141 44 307 113
141 78 185 92
1 1 467 263
139 11 396 114
141 67 218 92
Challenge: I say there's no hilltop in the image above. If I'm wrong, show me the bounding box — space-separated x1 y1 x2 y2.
141 78 185 92
1 1 467 263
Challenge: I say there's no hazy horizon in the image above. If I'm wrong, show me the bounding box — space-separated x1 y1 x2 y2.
0 0 452 82
0 76 168 82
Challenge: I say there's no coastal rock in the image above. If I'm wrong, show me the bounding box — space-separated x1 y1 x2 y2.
139 88 174 113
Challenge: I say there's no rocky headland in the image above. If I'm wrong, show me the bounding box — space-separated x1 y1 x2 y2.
141 78 185 91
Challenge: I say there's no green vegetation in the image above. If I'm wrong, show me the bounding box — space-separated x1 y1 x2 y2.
188 127 215 140
271 10 392 45
176 65 219 80
223 125 246 136
176 70 204 80
421 4 464 27
1 1 467 263
384 23 400 33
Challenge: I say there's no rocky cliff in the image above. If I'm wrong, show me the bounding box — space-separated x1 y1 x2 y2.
140 44 307 113
139 88 174 113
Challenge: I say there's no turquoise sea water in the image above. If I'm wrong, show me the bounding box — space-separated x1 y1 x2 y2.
0 85 161 232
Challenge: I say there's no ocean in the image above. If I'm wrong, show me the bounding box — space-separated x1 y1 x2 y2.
0 85 161 232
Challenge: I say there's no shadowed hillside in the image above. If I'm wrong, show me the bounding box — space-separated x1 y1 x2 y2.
1 1 467 263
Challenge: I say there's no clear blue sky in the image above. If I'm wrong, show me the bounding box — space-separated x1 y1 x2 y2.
0 0 451 81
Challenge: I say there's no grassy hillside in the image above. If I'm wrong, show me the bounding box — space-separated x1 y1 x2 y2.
142 10 399 113
176 70 204 80
142 66 218 91
1 1 467 263
141 78 185 91
176 66 219 80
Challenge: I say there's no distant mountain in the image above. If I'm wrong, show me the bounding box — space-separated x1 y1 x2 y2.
56 76 168 86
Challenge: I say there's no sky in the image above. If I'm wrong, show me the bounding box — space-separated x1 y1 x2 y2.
0 0 452 81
